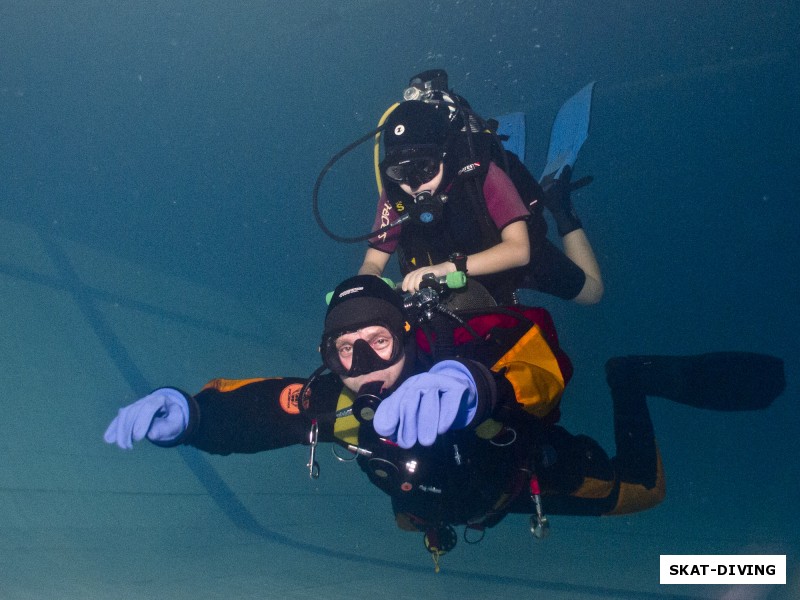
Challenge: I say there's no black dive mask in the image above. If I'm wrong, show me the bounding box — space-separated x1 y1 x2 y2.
383 156 441 189
322 334 404 378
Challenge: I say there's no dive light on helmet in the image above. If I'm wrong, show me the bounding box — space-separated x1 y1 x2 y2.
403 86 423 102
404 69 450 102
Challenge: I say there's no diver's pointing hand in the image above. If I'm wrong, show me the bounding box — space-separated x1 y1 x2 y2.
373 360 478 448
104 388 189 449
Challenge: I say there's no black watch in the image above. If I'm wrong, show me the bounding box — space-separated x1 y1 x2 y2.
449 252 468 274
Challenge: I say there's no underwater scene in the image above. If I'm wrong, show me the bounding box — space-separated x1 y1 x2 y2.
0 1 797 598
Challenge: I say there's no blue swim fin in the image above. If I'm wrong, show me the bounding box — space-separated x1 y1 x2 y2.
493 112 526 162
540 82 595 181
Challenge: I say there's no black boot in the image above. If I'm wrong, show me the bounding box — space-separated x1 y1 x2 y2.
605 353 785 412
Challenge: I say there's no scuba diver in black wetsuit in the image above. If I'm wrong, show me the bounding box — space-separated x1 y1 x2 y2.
104 275 785 571
312 69 603 306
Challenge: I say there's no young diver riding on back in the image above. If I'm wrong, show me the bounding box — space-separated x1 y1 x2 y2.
353 69 604 306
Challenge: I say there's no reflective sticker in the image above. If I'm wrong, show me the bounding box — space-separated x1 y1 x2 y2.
279 383 305 415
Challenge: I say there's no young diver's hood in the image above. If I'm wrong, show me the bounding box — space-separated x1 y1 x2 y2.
382 100 451 161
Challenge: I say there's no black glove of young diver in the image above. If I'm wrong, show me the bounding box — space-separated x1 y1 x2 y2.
540 165 583 237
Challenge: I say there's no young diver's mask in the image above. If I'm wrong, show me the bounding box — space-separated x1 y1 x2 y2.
382 152 442 189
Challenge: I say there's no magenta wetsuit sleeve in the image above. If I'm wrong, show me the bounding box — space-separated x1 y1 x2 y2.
482 162 531 230
367 190 402 254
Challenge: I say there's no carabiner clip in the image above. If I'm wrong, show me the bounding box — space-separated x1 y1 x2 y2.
307 420 320 479
529 474 550 539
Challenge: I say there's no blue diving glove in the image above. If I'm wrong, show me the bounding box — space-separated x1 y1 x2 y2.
373 360 478 449
103 388 189 450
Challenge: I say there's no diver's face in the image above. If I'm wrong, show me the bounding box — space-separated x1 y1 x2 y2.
336 326 406 393
400 161 444 196
334 326 395 371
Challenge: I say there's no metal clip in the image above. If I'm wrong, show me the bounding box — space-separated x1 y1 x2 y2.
528 474 550 539
489 426 517 447
307 420 320 479
452 444 462 466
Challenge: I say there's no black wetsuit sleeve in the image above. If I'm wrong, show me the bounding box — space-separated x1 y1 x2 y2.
180 375 342 455
450 358 498 428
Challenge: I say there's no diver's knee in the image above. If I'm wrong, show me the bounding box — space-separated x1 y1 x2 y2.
605 356 641 390
606 450 666 515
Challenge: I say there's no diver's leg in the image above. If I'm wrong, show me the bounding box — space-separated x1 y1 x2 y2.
601 352 786 515
606 353 785 411
604 358 666 514
605 357 659 489
522 238 587 301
